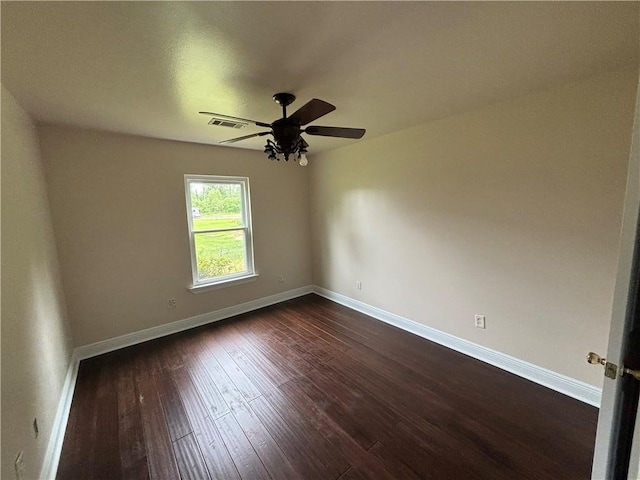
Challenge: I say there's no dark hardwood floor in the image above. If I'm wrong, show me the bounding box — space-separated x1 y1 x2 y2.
57 294 598 479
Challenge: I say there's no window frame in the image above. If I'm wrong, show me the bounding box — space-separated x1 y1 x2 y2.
184 174 257 293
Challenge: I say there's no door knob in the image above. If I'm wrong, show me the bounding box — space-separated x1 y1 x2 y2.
587 352 617 379
587 352 606 365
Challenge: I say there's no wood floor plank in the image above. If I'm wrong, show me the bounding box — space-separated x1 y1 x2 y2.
133 342 163 383
116 353 150 480
57 294 598 480
288 373 395 450
194 332 262 410
161 333 230 420
199 327 263 401
275 306 353 353
230 321 308 383
249 395 350 480
238 319 316 378
295 307 370 347
56 364 101 479
250 313 334 370
156 372 192 442
368 441 423 480
224 399 301 479
267 310 336 363
138 375 181 480
156 336 186 371
309 298 385 339
92 357 123 478
183 337 231 419
277 379 396 480
213 325 290 392
215 412 271 479
376 419 487 480
192 336 301 480
170 366 241 480
174 433 211 480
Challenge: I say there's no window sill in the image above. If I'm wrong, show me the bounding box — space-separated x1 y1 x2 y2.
187 273 259 294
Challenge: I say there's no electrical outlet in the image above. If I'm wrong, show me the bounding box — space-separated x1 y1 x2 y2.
33 418 39 439
167 298 177 310
474 315 486 329
278 274 286 283
356 281 362 290
15 451 25 480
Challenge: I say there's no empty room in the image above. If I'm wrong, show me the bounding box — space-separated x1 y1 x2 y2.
3 2 640 479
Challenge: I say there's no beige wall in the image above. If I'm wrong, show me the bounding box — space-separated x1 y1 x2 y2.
39 127 312 346
310 67 638 387
1 86 74 480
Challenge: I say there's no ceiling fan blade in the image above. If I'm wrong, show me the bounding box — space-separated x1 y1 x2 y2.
304 126 366 139
219 131 271 144
288 99 336 125
199 111 271 128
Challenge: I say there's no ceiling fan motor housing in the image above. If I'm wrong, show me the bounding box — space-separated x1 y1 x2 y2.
272 118 301 156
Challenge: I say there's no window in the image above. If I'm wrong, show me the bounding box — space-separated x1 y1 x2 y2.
184 175 256 292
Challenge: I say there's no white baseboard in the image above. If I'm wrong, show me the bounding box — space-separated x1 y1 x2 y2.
75 286 314 360
313 286 602 407
39 351 81 480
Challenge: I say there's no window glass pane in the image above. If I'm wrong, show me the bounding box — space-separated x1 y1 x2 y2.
194 230 247 280
190 182 243 230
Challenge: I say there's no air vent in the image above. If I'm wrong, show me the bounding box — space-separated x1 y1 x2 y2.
207 118 247 129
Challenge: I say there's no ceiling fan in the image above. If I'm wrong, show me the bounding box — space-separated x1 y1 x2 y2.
200 93 365 165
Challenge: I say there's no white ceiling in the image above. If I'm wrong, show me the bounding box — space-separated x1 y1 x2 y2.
2 2 638 154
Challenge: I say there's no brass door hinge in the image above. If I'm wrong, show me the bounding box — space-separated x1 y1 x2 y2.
587 352 640 380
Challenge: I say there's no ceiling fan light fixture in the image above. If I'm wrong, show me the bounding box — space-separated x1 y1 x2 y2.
264 143 277 161
299 154 309 167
